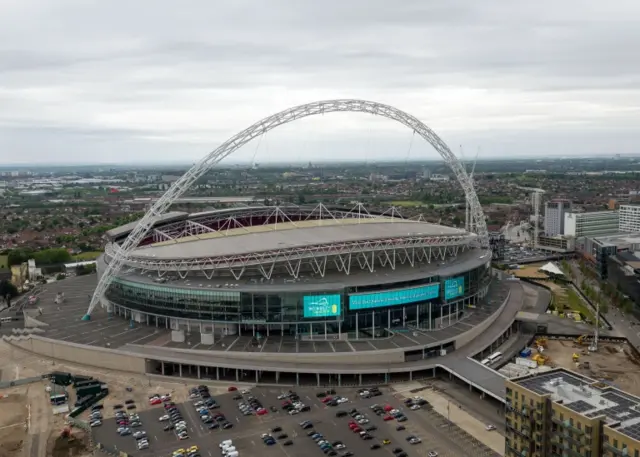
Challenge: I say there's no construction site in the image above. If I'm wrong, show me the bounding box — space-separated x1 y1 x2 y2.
0 340 234 457
499 335 640 396
0 392 28 457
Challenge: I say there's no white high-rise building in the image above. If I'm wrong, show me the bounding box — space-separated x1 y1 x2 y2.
619 204 640 232
564 211 619 238
544 199 572 236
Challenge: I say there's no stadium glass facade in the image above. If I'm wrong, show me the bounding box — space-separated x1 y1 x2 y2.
105 261 490 337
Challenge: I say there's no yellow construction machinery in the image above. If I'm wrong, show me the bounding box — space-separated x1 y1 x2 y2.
572 353 580 362
535 337 548 348
532 354 550 365
575 335 593 346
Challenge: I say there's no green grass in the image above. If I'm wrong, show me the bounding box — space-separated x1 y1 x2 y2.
72 251 103 261
566 288 598 324
390 200 425 207
0 255 7 269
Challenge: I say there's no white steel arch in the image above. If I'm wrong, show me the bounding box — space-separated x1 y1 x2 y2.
84 99 488 318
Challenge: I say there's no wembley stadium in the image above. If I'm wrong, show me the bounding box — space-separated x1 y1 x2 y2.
96 204 493 342
3 100 535 394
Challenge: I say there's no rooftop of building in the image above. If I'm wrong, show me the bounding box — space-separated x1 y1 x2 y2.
565 210 619 217
592 232 640 246
513 368 640 441
613 251 640 271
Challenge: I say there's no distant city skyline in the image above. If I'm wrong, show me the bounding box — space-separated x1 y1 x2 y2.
1 1 639 165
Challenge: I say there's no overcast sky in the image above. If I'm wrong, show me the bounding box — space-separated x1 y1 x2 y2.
1 1 639 165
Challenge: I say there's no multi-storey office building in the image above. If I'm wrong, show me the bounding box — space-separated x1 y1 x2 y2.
620 205 640 233
577 233 640 279
506 368 640 457
564 211 619 238
544 200 572 237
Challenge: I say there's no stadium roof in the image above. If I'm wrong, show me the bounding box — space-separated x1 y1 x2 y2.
130 220 468 260
115 248 490 292
106 211 188 239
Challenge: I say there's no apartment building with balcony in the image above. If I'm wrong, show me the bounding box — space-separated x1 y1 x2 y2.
506 368 640 457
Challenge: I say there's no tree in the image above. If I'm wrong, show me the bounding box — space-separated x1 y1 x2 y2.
8 248 32 266
0 280 18 307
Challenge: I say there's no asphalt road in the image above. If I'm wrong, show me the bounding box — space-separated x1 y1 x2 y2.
90 386 500 457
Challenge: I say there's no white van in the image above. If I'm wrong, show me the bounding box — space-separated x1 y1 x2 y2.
222 446 236 454
219 440 233 448
226 452 239 457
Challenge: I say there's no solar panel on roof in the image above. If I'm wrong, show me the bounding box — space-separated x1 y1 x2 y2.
566 400 593 414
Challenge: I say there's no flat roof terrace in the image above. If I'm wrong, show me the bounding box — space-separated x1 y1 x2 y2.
515 368 640 442
129 219 469 260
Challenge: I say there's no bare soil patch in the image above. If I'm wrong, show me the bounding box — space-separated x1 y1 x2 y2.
0 395 27 457
48 429 89 457
544 339 640 395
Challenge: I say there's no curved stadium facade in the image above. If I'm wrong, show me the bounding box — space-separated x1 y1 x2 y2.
98 205 493 340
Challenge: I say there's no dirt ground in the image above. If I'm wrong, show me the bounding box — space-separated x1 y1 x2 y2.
48 431 90 457
543 339 640 396
0 340 243 457
0 394 27 457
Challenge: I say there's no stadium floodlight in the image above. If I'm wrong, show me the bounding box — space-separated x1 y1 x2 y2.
83 99 489 319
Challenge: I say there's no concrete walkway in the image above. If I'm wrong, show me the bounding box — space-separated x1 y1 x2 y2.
393 384 505 456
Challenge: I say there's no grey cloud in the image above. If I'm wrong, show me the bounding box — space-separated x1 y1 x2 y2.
0 0 639 164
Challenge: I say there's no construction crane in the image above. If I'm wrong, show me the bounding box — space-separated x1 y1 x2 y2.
589 300 600 352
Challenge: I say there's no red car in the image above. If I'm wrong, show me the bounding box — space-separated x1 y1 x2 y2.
256 408 268 416
228 386 238 392
321 397 333 403
383 415 393 421
383 405 393 412
149 398 162 405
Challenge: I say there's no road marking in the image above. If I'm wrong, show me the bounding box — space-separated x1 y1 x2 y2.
154 435 158 441
236 416 240 423
0 423 24 430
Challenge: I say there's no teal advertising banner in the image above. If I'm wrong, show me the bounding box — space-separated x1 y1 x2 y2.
303 294 341 318
349 283 439 310
444 277 465 300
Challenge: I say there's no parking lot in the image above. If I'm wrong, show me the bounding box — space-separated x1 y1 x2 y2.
92 385 501 457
